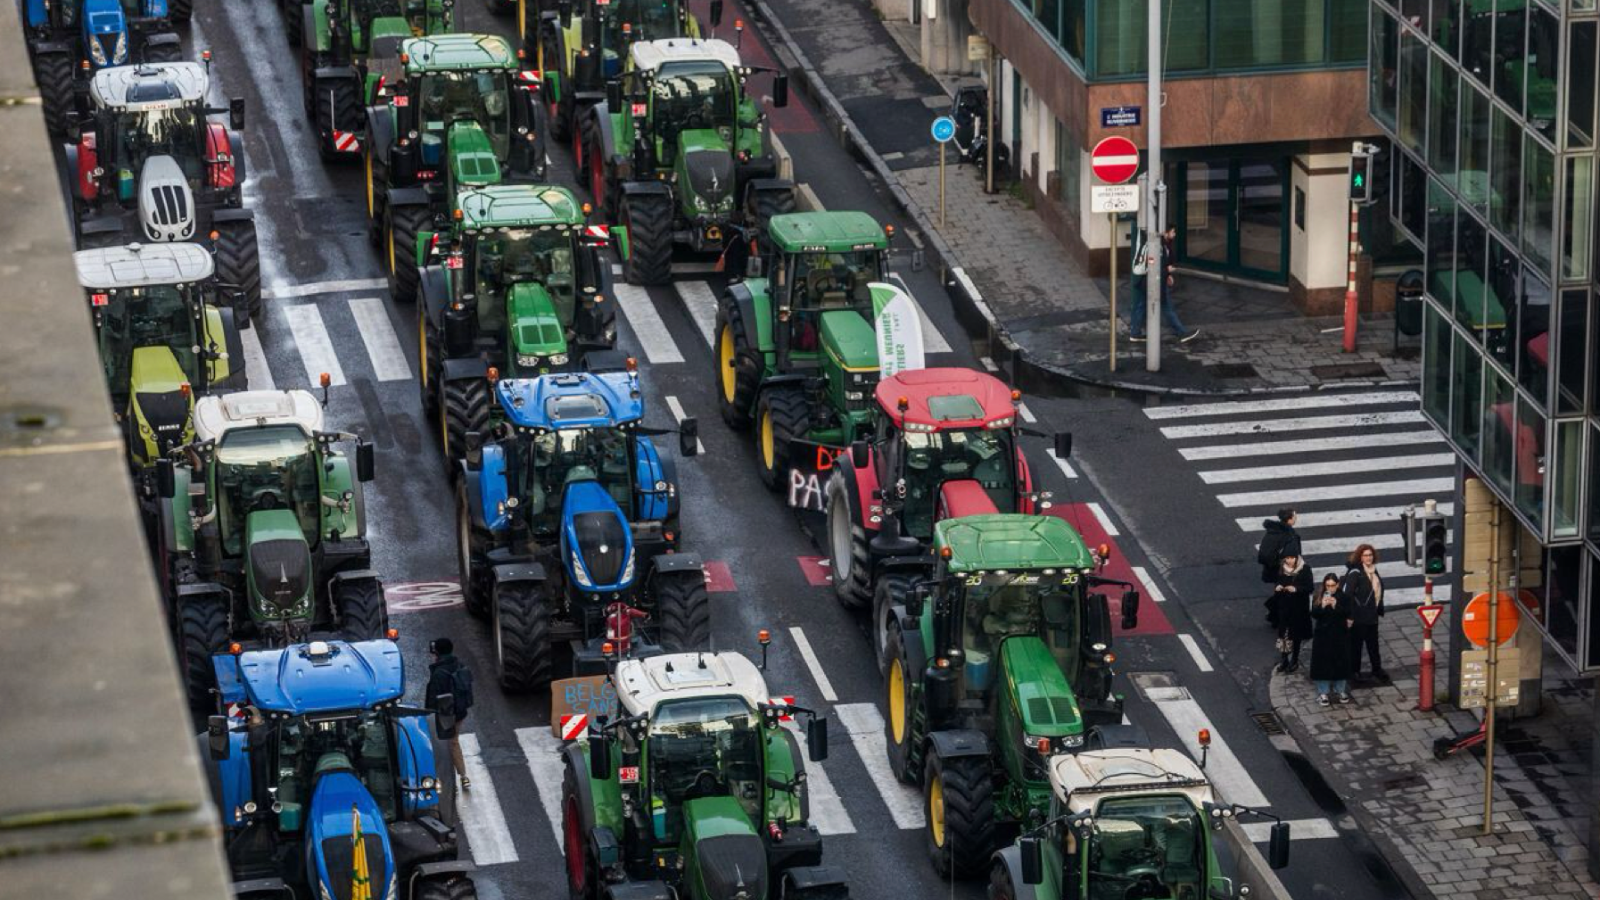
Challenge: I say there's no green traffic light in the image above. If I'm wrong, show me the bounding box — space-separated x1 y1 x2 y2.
1353 174 1364 187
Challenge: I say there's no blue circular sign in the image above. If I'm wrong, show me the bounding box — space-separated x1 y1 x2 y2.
931 116 956 143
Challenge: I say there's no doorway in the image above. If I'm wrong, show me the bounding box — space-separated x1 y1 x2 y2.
1175 158 1290 283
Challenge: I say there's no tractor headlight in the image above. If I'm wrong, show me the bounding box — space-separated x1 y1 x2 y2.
620 551 634 584
845 391 864 401
603 324 617 342
88 36 108 65
113 32 127 63
420 776 437 790
549 353 569 365
570 551 592 586
517 353 541 367
985 416 1014 430
692 194 710 213
1062 733 1084 749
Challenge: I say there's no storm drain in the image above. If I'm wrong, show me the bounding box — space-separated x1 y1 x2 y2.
1251 712 1286 736
1311 361 1387 379
1381 773 1427 792
1205 363 1259 379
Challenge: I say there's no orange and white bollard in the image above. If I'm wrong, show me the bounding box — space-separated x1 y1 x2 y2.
1343 200 1361 353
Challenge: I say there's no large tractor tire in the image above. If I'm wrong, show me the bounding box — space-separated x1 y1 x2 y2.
168 0 194 23
884 628 922 784
747 185 796 239
414 874 477 900
418 305 443 417
923 750 997 878
872 573 921 675
33 51 74 138
825 473 872 610
335 578 388 641
364 140 387 247
584 118 618 223
493 580 551 692
654 571 710 652
455 480 490 621
386 203 431 303
562 764 599 900
713 301 760 430
213 219 263 325
755 387 810 492
987 861 1020 900
145 39 184 64
622 192 672 286
314 75 362 162
282 0 304 45
439 377 490 475
178 595 228 716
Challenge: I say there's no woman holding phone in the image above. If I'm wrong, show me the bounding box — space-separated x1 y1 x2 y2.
1310 573 1354 706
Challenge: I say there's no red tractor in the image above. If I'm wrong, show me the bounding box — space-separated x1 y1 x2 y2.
820 367 1071 668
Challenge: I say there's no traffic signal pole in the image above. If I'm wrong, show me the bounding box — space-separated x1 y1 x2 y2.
1404 498 1447 712
1420 572 1436 711
1344 143 1375 353
1145 0 1163 373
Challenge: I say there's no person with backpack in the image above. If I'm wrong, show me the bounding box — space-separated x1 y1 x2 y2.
426 637 474 788
1257 508 1302 582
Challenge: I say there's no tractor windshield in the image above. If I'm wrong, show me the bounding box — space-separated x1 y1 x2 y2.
111 106 203 180
214 425 322 554
1085 796 1204 900
651 60 734 145
418 71 512 156
788 250 884 312
520 425 634 525
470 228 577 335
899 427 1016 539
267 710 400 826
959 571 1083 681
646 697 763 843
95 286 200 396
601 0 679 52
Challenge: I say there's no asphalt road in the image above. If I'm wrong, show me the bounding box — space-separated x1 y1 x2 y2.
103 3 1423 897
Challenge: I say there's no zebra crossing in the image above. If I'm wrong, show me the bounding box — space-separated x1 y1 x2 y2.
1145 390 1455 608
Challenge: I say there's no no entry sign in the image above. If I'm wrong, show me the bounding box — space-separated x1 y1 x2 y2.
1091 136 1139 185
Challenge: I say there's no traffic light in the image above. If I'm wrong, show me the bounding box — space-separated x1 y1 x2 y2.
1423 518 1448 575
1349 152 1374 204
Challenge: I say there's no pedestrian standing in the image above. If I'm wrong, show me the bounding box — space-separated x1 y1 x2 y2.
1269 555 1314 673
425 637 474 788
1256 508 1302 583
1341 544 1388 683
1129 227 1200 344
1309 573 1353 706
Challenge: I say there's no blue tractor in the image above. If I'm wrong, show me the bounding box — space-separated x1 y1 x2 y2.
456 367 711 691
24 0 186 136
205 638 478 900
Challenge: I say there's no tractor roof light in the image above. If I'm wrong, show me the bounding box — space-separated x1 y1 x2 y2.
939 546 952 560
453 209 464 221
319 372 332 389
209 230 220 241
386 628 399 640
897 396 909 411
487 367 500 383
758 629 771 645
602 641 615 656
179 382 192 398
582 202 593 215
625 357 638 372
1198 728 1212 748
229 642 243 655
1011 389 1022 404
400 53 409 64
933 657 950 668
1097 543 1111 562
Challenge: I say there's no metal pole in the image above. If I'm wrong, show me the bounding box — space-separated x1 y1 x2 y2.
1145 0 1162 373
1343 141 1362 353
1482 500 1500 835
1109 214 1118 372
939 141 947 229
985 55 997 195
1419 498 1437 712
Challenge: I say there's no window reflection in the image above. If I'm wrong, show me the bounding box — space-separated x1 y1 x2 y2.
1453 329 1485 460
1567 22 1596 150
1522 136 1555 274
1556 289 1586 416
1516 271 1551 408
1400 30 1429 152
1514 393 1546 524
1552 421 1580 538
1525 6 1559 141
1483 365 1516 494
1491 0 1527 114
1458 84 1492 213
1428 52 1459 174
1423 301 1453 428
1491 107 1522 240
1430 0 1461 58
1427 184 1458 311
1373 6 1401 129
1455 211 1490 335
1486 236 1519 366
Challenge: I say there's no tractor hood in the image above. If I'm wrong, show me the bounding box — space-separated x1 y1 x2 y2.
139 155 197 242
367 15 414 42
83 0 128 68
509 281 570 371
226 639 406 714
820 308 878 371
308 764 396 900
684 796 767 900
245 508 313 622
676 130 735 216
1001 635 1085 743
561 479 634 592
447 120 504 187
129 345 194 463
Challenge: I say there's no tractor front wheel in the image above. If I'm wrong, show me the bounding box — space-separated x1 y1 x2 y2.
654 571 710 652
314 75 362 163
872 573 920 675
168 0 194 23
713 302 760 430
335 578 388 641
746 185 797 242
178 595 228 717
493 580 551 692
622 192 672 286
755 387 810 492
826 472 872 610
387 203 431 303
923 750 997 878
418 304 442 417
414 873 478 900
562 764 598 900
439 377 490 476
987 862 1020 900
884 628 921 784
32 52 74 138
455 480 490 620
144 38 183 64
213 219 263 325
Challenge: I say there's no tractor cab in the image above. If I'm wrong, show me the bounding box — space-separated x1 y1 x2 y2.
594 0 691 74
340 0 439 57
763 213 890 376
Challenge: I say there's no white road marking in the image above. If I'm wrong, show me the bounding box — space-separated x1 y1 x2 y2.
779 721 856 835
611 263 623 276
978 356 999 372
283 304 347 387
1233 503 1455 531
1143 391 1419 420
1018 402 1036 424
1177 634 1214 673
1386 584 1453 607
456 733 519 866
1086 502 1119 536
665 395 706 454
262 278 388 300
832 703 924 829
1179 430 1446 461
1215 477 1454 508
1242 818 1340 841
888 273 952 353
515 727 568 848
239 325 275 391
789 627 838 702
1159 410 1426 440
1198 453 1455 485
613 283 684 364
1048 449 1078 480
1298 530 1450 557
347 297 412 381
675 261 720 274
1131 566 1168 604
1139 686 1268 807
673 280 719 347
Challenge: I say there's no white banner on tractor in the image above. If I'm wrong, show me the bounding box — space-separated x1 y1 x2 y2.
873 284 926 379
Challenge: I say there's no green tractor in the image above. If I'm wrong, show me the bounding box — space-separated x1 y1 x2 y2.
581 37 794 284
561 648 851 899
367 33 552 303
75 242 247 471
881 514 1141 877
415 183 618 468
152 388 386 715
993 748 1291 900
294 0 453 159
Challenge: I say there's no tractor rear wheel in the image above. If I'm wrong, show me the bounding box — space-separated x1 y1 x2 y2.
562 764 598 900
747 185 796 241
145 39 183 64
168 0 194 23
455 480 490 620
33 51 74 138
654 571 710 652
440 377 490 475
872 573 920 675
584 118 618 224
213 219 263 325
884 628 922 784
314 75 362 162
755 387 810 491
826 472 872 610
494 580 550 692
414 873 477 900
283 0 304 45
364 140 387 247
335 578 388 641
178 595 228 716
622 192 672 286
923 750 997 878
713 301 760 430
386 203 430 303
419 305 442 418
987 861 1020 900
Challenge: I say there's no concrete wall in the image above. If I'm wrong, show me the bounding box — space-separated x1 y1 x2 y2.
1291 151 1361 314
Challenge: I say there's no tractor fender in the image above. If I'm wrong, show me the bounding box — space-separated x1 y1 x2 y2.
466 443 511 533
990 844 1042 900
313 64 358 83
211 207 255 224
366 105 394 164
442 356 488 382
387 186 430 210
620 180 671 198
327 568 381 589
892 607 927 674
419 265 450 320
212 652 246 706
491 562 546 587
831 453 882 535
412 860 477 879
232 876 292 899
648 551 704 582
603 884 674 900
776 727 811 822
780 866 849 895
632 435 673 523
559 742 597 833
23 0 50 30
589 101 619 163
758 372 810 392
926 728 990 761
29 39 73 55
1016 448 1035 513
723 280 761 355
741 176 792 201
145 30 181 55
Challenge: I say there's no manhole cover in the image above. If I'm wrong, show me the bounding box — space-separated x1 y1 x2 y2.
1252 712 1286 735
1311 362 1387 379
1205 363 1259 379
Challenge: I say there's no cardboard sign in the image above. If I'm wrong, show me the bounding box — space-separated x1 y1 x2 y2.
549 676 619 736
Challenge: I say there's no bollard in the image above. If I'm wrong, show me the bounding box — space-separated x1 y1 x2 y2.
1417 576 1441 712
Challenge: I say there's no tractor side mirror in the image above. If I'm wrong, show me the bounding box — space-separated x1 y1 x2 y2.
745 256 764 279
605 81 623 110
464 431 483 468
589 730 613 780
207 715 230 761
64 113 82 143
1019 835 1044 885
678 418 699 457
806 715 828 762
229 97 246 132
355 440 375 483
849 440 869 470
156 457 177 499
558 0 571 26
771 73 789 109
1268 821 1291 869
1053 431 1072 459
906 584 929 617
1120 589 1140 631
709 0 723 27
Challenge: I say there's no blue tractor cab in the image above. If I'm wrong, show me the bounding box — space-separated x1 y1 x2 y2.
24 0 184 135
205 639 478 900
456 368 710 691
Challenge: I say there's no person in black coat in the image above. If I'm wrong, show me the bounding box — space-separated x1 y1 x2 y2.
1268 556 1314 673
1340 544 1388 682
1309 573 1353 706
426 638 471 788
1257 508 1301 584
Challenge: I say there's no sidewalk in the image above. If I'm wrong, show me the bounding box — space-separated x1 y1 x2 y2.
752 0 1421 396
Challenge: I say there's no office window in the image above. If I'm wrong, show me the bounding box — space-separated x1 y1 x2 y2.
1490 107 1522 241
1431 0 1461 58
1492 0 1528 114
1459 83 1492 212
1522 136 1555 275
1452 329 1485 459
1372 6 1400 128
1515 394 1546 525
1216 0 1326 68
1399 30 1429 152
1331 0 1368 61
1455 209 1490 334
1569 21 1596 150
1488 236 1521 370
1427 184 1458 310
1517 271 1552 408
1401 151 1428 238
1525 5 1558 142
1423 301 1453 427
1483 365 1517 494
1037 0 1061 43
1463 0 1493 87
1091 0 1207 77
1557 289 1587 415
1054 118 1081 224
1428 52 1459 174
1063 0 1086 62
1564 156 1594 282
1553 420 1582 539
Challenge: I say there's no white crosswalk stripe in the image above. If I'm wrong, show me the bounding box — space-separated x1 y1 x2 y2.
1178 430 1446 461
1198 453 1455 484
283 304 347 387
456 733 520 866
1144 391 1420 420
347 297 412 381
239 325 275 391
515 727 570 848
1158 410 1426 439
613 282 684 364
672 280 720 347
833 703 924 829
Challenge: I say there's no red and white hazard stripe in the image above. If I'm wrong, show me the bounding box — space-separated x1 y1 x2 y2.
584 224 611 241
519 70 542 84
332 130 361 153
560 713 589 742
769 696 795 720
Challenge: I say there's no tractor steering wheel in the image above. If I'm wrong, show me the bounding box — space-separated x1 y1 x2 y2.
683 769 723 800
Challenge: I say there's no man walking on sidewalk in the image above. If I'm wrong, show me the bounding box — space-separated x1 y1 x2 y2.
1129 227 1200 344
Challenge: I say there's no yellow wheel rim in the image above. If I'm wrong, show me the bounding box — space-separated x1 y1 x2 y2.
365 150 375 219
440 393 450 456
387 221 397 276
718 325 737 404
418 308 428 390
888 659 906 744
928 775 946 847
760 407 775 469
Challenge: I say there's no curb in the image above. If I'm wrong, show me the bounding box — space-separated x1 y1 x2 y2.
739 0 1420 399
